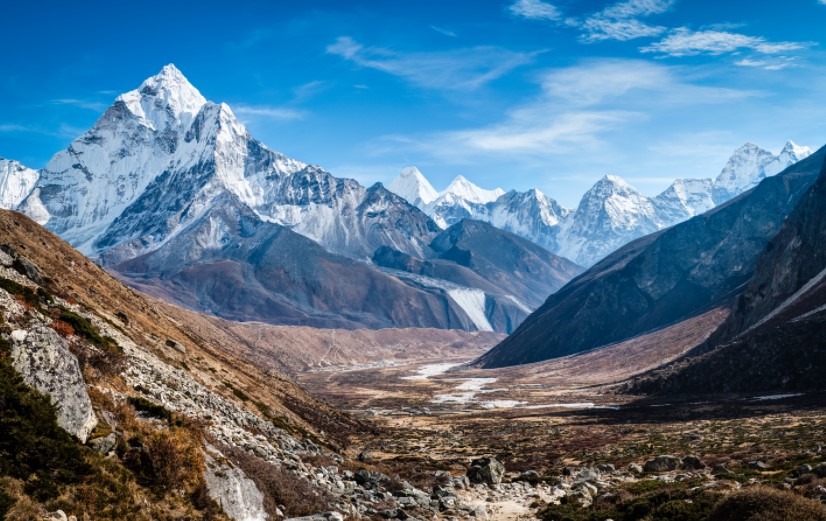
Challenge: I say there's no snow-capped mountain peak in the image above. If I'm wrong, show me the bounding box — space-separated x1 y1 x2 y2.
387 166 439 206
713 141 813 203
0 158 39 209
117 63 207 131
442 175 505 204
780 140 812 160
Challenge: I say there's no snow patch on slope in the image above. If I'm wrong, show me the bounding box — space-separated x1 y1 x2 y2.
447 288 493 332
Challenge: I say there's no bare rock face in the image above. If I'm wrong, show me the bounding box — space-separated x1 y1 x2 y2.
10 326 97 442
204 448 267 521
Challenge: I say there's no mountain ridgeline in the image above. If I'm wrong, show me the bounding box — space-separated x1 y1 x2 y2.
387 142 812 267
0 65 578 333
478 146 826 368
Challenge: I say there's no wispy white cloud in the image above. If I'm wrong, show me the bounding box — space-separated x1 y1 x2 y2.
51 98 108 111
292 80 328 102
436 111 632 156
430 25 457 38
326 36 538 90
580 18 666 42
579 0 675 42
508 0 561 21
600 0 676 19
0 124 31 133
642 28 814 57
538 59 757 106
735 57 798 71
233 104 305 121
377 59 757 161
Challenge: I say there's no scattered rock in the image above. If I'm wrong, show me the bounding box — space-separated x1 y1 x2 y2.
577 467 600 482
470 503 488 517
466 457 505 486
628 463 643 474
165 338 185 353
596 463 616 474
46 510 68 521
681 455 705 470
748 461 769 470
643 455 681 473
712 464 732 476
797 464 814 477
89 433 117 455
1 245 45 284
357 450 374 463
517 470 540 483
355 469 388 489
814 463 826 478
285 513 344 521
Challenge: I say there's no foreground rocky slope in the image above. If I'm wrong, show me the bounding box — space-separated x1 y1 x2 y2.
0 209 492 520
479 146 826 368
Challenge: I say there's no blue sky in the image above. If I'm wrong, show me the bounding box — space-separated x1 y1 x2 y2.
1 0 825 206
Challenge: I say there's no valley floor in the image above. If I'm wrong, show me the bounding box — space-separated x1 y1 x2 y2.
296 315 826 520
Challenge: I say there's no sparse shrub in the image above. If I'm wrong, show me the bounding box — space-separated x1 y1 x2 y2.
127 396 173 423
144 432 185 492
50 319 75 338
224 381 250 401
0 277 40 309
708 486 826 521
58 309 121 352
120 428 204 496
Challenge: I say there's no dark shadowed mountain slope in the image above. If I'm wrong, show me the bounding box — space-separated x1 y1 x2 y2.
478 146 826 368
634 155 826 394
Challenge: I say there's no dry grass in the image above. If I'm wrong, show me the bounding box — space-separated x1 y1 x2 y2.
708 486 826 520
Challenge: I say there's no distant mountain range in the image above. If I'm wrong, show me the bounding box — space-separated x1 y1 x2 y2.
0 65 578 332
478 146 825 368
387 141 813 266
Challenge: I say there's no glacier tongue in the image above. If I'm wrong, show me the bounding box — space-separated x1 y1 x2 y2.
446 288 494 332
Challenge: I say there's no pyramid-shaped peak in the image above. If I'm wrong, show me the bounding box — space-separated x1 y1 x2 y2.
387 166 438 205
400 166 426 178
117 64 207 129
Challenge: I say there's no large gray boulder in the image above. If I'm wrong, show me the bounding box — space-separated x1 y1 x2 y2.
643 455 682 473
204 449 267 521
467 457 505 485
10 326 97 442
